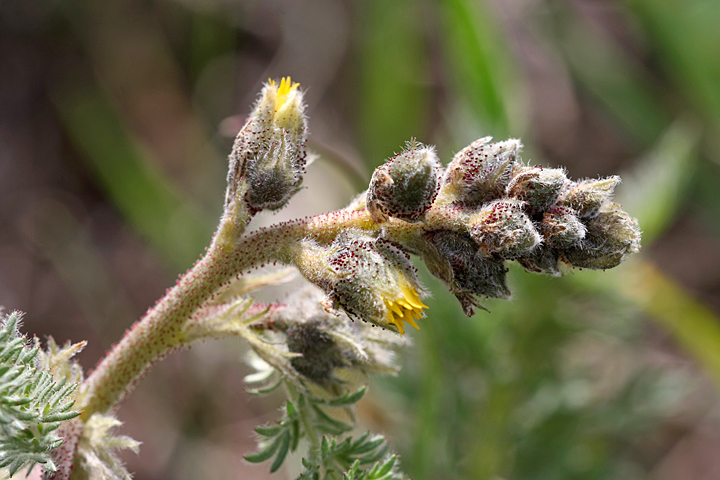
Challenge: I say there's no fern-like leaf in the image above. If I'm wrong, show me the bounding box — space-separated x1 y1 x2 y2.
0 311 81 477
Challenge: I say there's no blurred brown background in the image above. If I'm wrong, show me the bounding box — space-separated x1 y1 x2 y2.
2 0 720 478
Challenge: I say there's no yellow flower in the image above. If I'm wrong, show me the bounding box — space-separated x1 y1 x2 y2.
317 231 429 336
268 77 301 120
383 280 428 335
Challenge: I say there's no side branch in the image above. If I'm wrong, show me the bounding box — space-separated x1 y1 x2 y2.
75 202 508 417
78 219 245 418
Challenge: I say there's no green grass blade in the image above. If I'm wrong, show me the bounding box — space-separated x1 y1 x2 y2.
52 87 215 271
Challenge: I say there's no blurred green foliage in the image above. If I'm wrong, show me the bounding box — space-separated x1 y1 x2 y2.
348 1 720 479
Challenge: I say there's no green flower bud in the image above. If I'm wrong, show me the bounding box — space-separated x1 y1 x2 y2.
506 166 568 215
423 230 510 316
226 77 307 214
558 176 620 219
470 199 542 258
516 244 562 276
562 203 641 269
440 137 521 208
366 140 442 223
325 231 428 335
539 206 587 249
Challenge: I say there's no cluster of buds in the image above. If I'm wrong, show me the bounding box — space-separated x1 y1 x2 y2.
301 137 640 323
218 79 639 334
226 77 307 215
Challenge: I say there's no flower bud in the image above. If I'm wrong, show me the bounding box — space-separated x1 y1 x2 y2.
423 230 510 316
286 320 350 385
539 206 586 249
226 77 307 214
506 166 568 215
366 140 442 223
469 199 542 258
263 287 407 391
324 231 428 335
516 244 562 276
440 137 521 208
558 176 620 219
562 204 641 269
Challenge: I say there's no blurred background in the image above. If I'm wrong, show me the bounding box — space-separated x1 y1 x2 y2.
2 0 720 478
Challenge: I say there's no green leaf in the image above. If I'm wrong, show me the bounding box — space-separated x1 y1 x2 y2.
351 436 385 456
52 87 215 271
311 404 354 434
246 377 283 396
357 443 389 465
244 434 283 464
254 425 282 437
270 431 291 473
618 119 699 243
286 400 298 418
290 419 300 452
41 411 81 423
0 311 81 475
318 386 367 407
356 0 429 167
371 454 397 477
321 436 332 461
343 459 360 480
439 0 516 136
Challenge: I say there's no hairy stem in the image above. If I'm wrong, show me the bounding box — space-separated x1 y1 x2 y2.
230 205 465 267
77 203 461 418
78 208 247 418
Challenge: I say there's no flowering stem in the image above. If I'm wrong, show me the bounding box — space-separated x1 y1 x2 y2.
77 203 461 418
78 211 247 418
230 205 466 268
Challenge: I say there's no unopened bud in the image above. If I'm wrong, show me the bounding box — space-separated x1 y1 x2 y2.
423 230 510 316
440 137 521 208
517 244 562 276
506 166 568 215
539 207 586 249
287 320 348 385
558 176 620 219
226 77 307 214
562 203 641 269
366 140 441 223
268 287 406 388
470 199 542 258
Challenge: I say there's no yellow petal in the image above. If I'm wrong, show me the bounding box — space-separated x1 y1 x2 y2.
401 284 428 309
404 316 420 330
388 301 406 318
274 77 300 116
397 298 413 310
